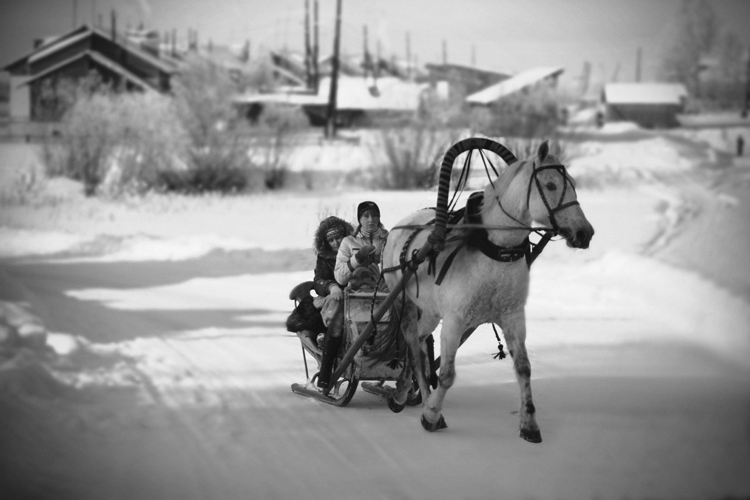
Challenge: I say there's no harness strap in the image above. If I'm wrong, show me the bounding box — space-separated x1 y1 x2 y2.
525 230 554 268
434 244 463 286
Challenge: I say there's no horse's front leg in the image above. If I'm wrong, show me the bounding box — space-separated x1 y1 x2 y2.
500 310 542 443
421 315 462 431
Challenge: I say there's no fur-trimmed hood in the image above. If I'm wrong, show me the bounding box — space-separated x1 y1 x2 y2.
314 216 355 258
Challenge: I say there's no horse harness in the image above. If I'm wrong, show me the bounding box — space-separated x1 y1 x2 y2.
382 191 550 292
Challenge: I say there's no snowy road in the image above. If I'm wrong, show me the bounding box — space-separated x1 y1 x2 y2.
2 178 750 499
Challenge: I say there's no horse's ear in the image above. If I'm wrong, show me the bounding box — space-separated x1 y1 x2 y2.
537 140 549 163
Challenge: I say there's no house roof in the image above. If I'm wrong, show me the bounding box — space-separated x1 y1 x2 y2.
19 50 155 91
604 83 688 105
233 75 427 111
465 66 563 105
424 62 509 80
3 24 177 75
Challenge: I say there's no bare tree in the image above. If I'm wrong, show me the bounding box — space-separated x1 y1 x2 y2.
660 0 718 97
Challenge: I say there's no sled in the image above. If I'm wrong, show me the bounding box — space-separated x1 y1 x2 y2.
290 285 421 408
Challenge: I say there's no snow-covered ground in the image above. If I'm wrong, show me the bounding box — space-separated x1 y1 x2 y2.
1 129 749 500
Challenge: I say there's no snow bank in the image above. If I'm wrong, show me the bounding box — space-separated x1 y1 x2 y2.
567 137 698 181
527 251 750 364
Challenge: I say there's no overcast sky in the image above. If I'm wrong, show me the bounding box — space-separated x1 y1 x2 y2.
2 0 749 89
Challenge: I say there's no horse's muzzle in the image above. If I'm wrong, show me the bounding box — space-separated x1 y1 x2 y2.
562 225 594 249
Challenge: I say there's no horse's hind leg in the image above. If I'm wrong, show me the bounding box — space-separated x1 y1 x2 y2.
391 300 421 406
500 311 542 443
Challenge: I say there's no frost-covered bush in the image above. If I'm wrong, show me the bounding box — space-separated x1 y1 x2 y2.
171 57 254 192
371 124 447 190
249 103 309 189
43 89 187 196
472 89 561 139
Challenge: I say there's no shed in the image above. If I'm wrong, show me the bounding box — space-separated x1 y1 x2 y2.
603 83 688 129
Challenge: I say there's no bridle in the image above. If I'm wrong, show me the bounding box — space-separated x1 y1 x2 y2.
525 162 580 234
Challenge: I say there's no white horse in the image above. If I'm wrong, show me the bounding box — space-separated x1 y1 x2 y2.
383 141 594 442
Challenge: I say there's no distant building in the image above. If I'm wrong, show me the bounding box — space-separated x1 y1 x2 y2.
3 24 177 121
424 63 509 98
234 75 428 127
465 66 563 106
602 83 688 129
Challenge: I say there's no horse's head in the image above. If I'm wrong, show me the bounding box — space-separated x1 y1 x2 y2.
526 141 594 249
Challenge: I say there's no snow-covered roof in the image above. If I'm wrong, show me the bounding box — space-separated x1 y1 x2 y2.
233 76 427 111
19 51 155 91
604 83 688 105
465 66 563 105
4 24 177 75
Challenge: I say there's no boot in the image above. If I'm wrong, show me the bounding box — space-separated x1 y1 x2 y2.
316 335 343 389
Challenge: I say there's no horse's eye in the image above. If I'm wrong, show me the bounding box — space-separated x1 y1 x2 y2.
545 182 557 191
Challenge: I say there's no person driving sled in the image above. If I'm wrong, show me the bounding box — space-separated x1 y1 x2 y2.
316 201 389 390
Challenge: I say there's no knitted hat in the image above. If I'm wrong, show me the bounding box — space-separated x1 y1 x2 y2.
357 201 380 220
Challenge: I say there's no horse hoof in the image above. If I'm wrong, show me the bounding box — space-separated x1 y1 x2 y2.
406 389 422 406
520 428 542 443
388 395 405 413
421 414 447 432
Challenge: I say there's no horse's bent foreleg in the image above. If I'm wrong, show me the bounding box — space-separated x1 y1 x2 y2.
421 316 462 431
500 311 542 443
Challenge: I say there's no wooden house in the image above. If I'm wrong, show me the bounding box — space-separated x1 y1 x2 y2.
3 24 177 121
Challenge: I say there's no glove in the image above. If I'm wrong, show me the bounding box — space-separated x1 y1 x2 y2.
328 285 343 301
355 245 376 265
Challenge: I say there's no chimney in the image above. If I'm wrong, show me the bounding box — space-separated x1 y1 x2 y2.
111 9 116 41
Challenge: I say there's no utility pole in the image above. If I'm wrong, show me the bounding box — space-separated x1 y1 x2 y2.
111 9 116 41
304 0 312 88
407 32 412 79
325 0 343 138
635 47 642 82
313 0 319 92
743 44 750 118
442 39 447 65
580 61 591 97
375 39 381 78
363 25 372 77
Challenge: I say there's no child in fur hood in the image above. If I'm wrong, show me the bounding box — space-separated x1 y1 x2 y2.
312 216 354 301
285 216 353 339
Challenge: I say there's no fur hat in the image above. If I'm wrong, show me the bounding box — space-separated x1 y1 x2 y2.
314 216 354 257
357 201 380 220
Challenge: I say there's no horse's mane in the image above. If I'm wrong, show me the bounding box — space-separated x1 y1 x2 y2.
480 151 564 218
480 158 529 218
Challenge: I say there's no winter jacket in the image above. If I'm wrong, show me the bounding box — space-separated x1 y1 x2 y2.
312 216 354 296
334 225 389 286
